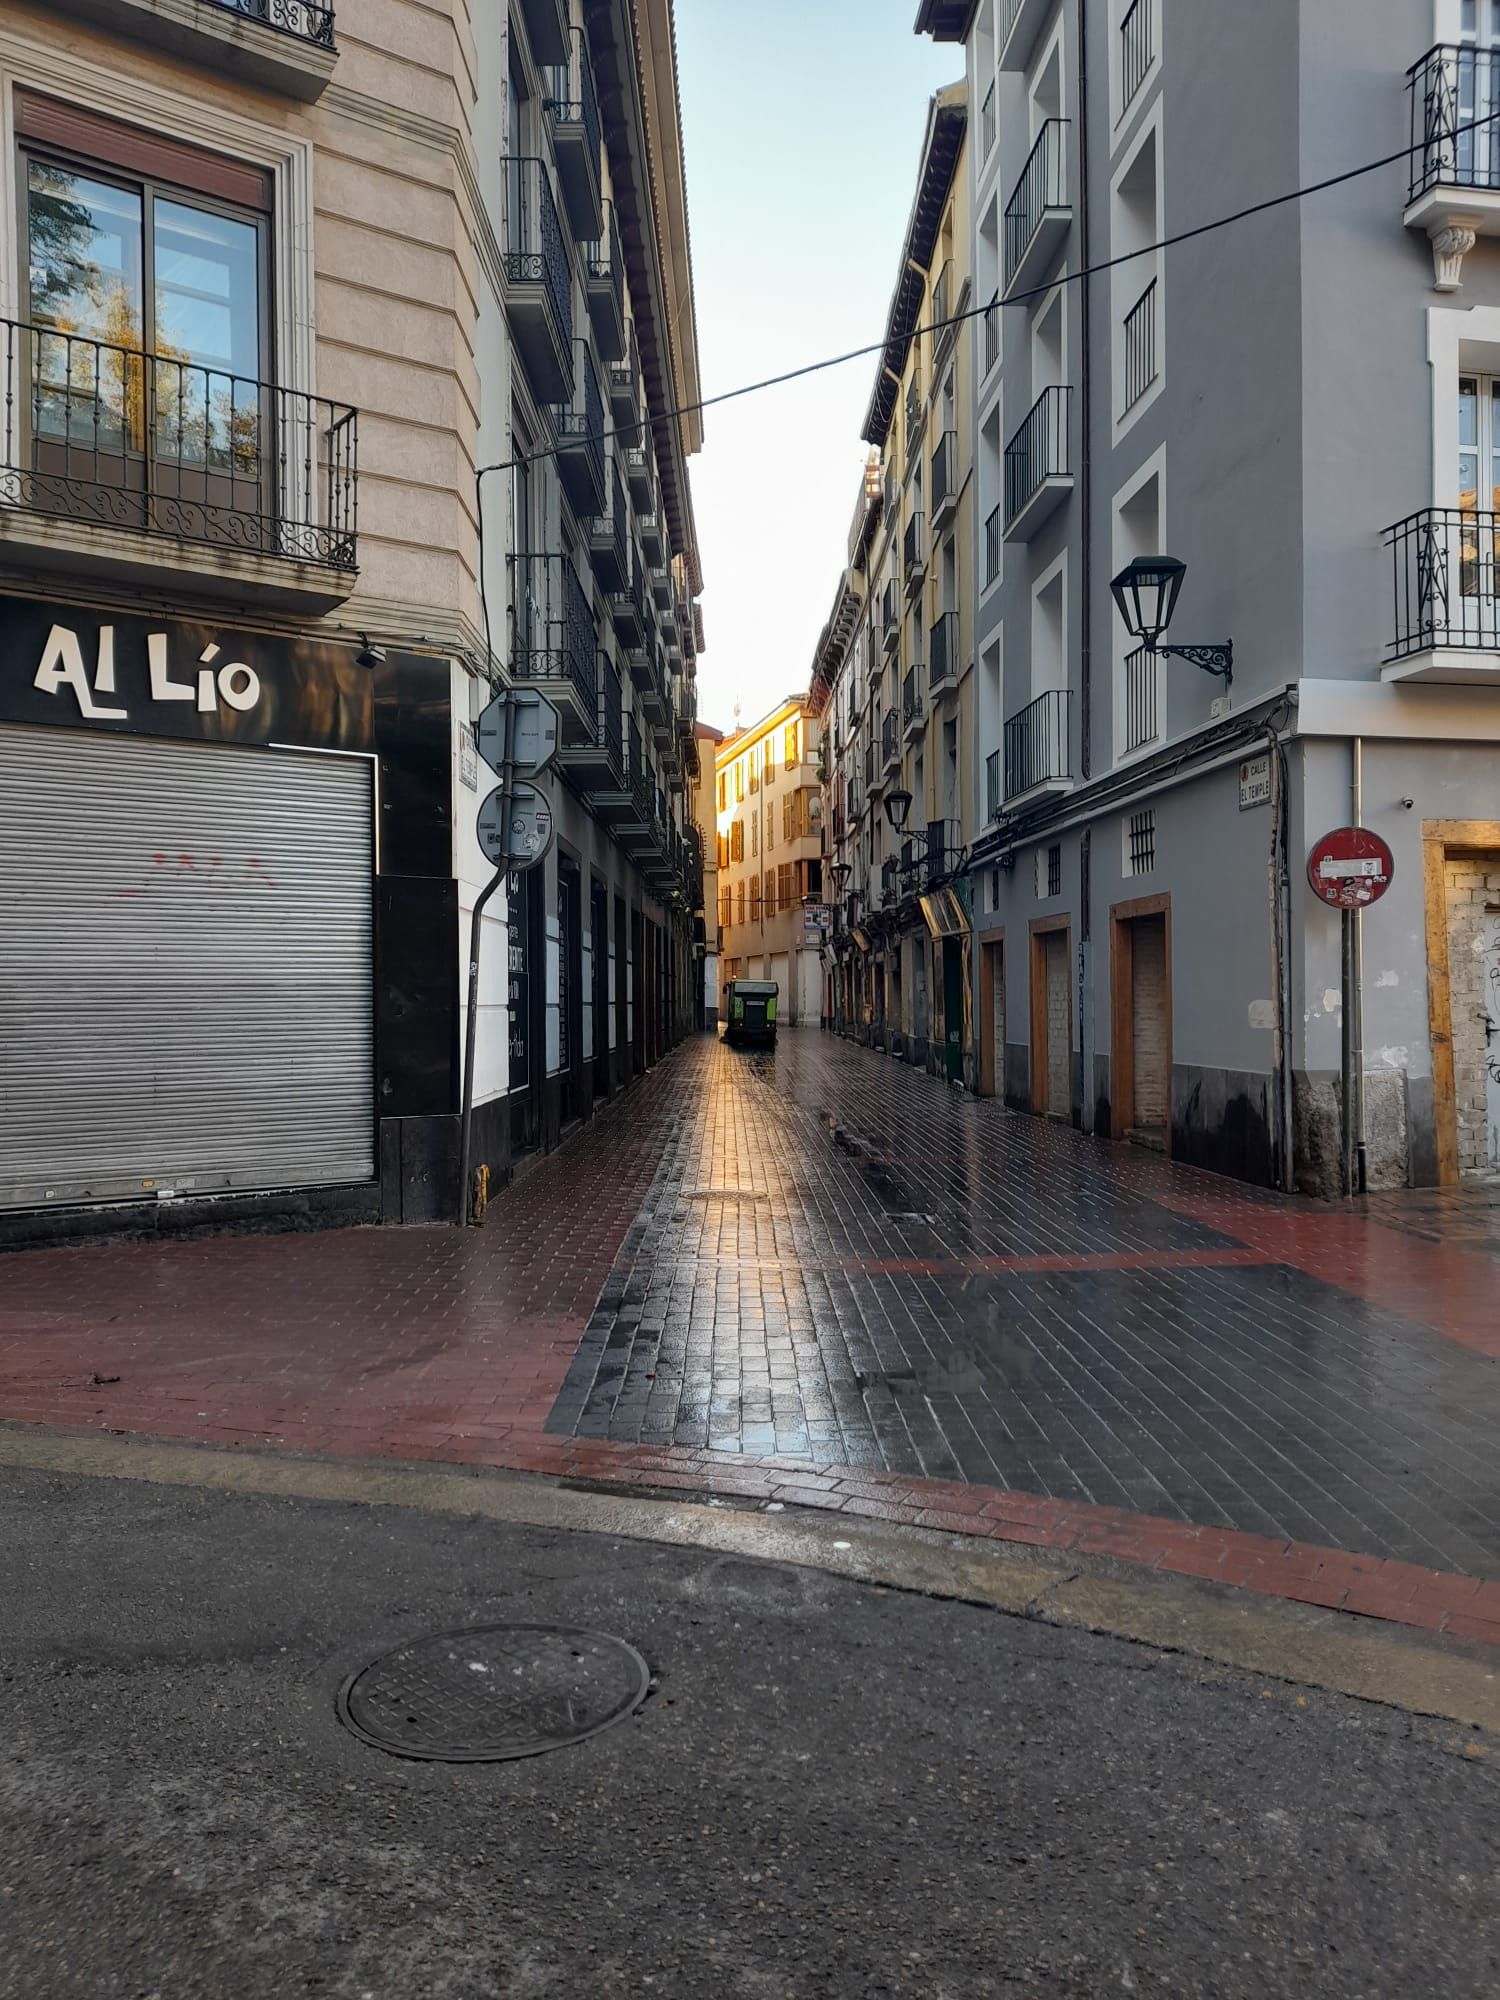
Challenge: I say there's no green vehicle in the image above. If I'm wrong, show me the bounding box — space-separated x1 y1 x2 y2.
724 979 779 1048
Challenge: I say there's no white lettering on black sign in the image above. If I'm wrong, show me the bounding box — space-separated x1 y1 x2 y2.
33 623 262 725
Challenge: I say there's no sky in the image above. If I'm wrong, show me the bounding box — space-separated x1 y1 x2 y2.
674 0 958 737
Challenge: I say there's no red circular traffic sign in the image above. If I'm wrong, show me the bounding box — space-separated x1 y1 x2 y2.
1306 827 1395 909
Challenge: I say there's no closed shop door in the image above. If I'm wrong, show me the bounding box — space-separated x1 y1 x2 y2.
0 725 373 1209
981 941 1005 1098
1130 914 1169 1133
1445 854 1500 1178
1044 930 1069 1116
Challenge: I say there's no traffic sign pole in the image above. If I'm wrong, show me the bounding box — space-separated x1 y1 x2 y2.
459 693 512 1226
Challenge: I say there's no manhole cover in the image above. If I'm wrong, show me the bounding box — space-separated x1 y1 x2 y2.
336 1624 650 1763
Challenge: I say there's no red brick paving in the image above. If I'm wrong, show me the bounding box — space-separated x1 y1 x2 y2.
3 1034 1500 1648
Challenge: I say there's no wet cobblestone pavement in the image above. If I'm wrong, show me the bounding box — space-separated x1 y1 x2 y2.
551 1035 1500 1576
3 1029 1500 1637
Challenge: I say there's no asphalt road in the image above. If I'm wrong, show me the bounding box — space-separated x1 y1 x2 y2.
2 1464 1498 1999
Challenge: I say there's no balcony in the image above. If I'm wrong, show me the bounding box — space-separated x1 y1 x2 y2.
640 507 665 567
928 612 959 696
558 652 627 796
981 81 997 160
519 0 569 64
545 28 603 240
982 290 1001 381
864 739 877 791
902 667 924 741
625 440 655 511
508 552 596 739
501 158 573 403
930 430 958 530
903 511 927 598
931 259 957 368
650 562 674 613
985 748 1002 822
882 710 900 775
552 341 606 517
1004 385 1073 541
1384 506 1500 682
999 0 1051 72
643 650 673 732
610 547 645 647
0 317 357 610
921 818 960 888
881 858 899 908
1122 279 1159 415
588 459 629 593
48 0 337 99
1003 688 1072 804
1123 644 1161 751
608 320 642 447
983 505 1001 589
585 204 626 365
904 378 923 459
881 578 900 653
1003 121 1071 301
1406 45 1500 285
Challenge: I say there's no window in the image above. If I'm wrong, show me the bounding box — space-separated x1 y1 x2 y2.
779 863 795 909
751 812 759 858
20 104 273 536
764 869 776 917
784 720 800 767
736 882 746 924
1048 843 1062 897
734 760 744 802
1127 809 1156 875
716 831 728 868
765 737 777 781
766 801 776 851
783 793 795 843
749 751 760 793
803 858 823 900
717 773 726 812
718 889 731 930
750 877 761 920
730 821 743 863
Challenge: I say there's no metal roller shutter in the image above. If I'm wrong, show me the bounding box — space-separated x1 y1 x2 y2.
0 723 374 1210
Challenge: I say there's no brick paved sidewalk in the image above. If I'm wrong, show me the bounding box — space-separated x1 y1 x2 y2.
2 1030 1500 1646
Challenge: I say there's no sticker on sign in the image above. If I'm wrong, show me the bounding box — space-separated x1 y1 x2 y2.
1306 827 1395 910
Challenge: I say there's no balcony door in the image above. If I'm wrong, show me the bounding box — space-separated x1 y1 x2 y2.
1454 374 1500 641
1452 3 1500 186
22 133 269 546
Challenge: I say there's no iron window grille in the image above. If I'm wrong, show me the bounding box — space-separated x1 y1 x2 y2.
1047 843 1062 898
1127 809 1156 876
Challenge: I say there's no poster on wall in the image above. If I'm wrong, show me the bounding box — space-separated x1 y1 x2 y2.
507 867 530 1087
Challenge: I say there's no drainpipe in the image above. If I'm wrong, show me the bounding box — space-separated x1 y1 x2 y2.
1076 0 1093 785
1351 737 1367 1193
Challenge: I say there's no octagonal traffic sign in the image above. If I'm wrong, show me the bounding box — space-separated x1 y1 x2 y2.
1307 827 1395 910
477 781 555 868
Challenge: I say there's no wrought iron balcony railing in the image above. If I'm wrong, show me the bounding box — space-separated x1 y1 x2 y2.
985 748 1001 821
1408 44 1500 204
1004 385 1072 529
1386 506 1500 658
881 710 899 768
930 429 957 521
586 200 625 314
0 314 356 568
207 0 334 46
922 817 961 886
546 26 601 181
929 611 959 690
507 551 595 712
1124 644 1159 752
1003 687 1071 800
902 666 924 728
502 156 572 350
1121 0 1153 111
1003 119 1069 290
984 505 1001 587
1122 278 1158 414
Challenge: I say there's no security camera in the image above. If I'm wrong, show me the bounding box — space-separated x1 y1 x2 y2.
1400 796 1415 810
356 633 387 670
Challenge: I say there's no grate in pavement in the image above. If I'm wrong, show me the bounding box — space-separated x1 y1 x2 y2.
336 1624 650 1763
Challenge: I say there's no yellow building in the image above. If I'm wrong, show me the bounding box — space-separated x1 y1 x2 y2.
715 698 827 1027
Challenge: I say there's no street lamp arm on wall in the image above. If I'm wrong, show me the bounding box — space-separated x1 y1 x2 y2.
1155 642 1233 685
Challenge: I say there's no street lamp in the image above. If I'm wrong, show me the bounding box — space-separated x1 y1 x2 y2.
829 860 851 893
884 787 913 831
1110 556 1233 690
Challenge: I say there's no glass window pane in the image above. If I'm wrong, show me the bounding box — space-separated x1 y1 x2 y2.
27 163 144 451
152 199 261 473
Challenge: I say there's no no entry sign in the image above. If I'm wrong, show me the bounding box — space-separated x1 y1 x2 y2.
1307 827 1395 910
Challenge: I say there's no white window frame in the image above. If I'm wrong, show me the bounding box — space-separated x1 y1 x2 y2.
1110 100 1164 439
1110 444 1167 765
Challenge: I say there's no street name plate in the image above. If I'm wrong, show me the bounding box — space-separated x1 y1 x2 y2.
476 688 559 779
477 781 555 868
1239 753 1271 810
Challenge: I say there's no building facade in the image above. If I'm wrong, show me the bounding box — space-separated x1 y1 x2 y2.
818 83 977 1084
0 0 706 1249
715 698 827 1026
872 0 1500 1195
690 718 724 1027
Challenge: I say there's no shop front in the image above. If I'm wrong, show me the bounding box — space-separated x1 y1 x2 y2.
0 592 462 1244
